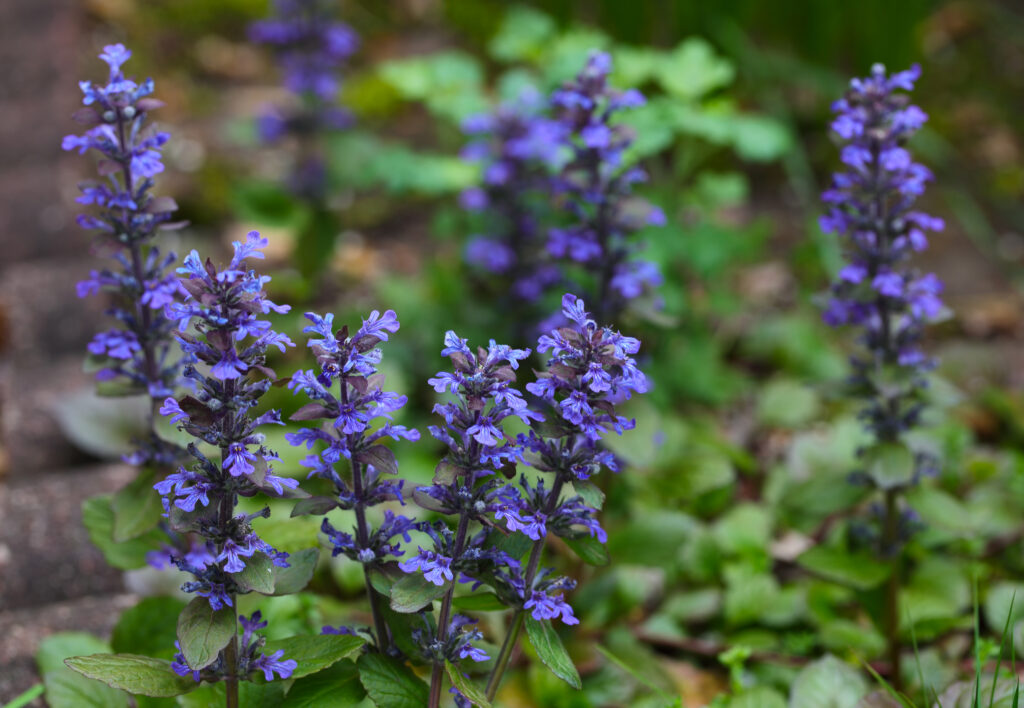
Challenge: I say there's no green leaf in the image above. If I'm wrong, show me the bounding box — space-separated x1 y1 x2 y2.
445 660 491 707
563 535 610 566
357 652 429 708
866 443 916 490
488 5 556 63
64 654 197 698
231 179 302 228
729 114 793 162
290 496 338 517
111 468 162 541
712 503 772 557
389 573 448 613
176 597 235 670
52 389 148 455
655 38 735 99
730 687 787 708
797 546 891 591
452 592 507 612
37 633 111 675
82 495 166 570
756 379 820 429
570 480 605 510
282 660 366 707
790 655 868 708
262 634 365 679
272 547 319 595
3 683 43 708
111 597 187 659
232 553 276 594
524 617 581 690
43 668 129 708
176 681 286 707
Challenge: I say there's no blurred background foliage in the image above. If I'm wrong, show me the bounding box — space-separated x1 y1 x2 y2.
52 0 1024 705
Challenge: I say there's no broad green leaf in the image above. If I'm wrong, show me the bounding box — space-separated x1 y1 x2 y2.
282 660 366 707
262 634 365 679
656 38 735 99
176 681 285 707
563 535 609 566
65 654 196 697
111 597 187 659
231 179 301 228
357 652 428 708
728 114 792 162
488 5 556 63
597 628 675 697
797 546 891 591
82 495 166 570
790 655 868 708
984 582 1024 633
43 668 128 708
524 617 581 690
52 389 148 456
712 503 772 557
866 443 916 490
723 565 780 626
112 468 162 541
176 597 235 670
232 553 276 594
445 660 491 707
730 687 787 708
570 480 605 510
756 379 820 429
290 497 338 517
452 592 507 612
389 572 448 613
37 633 111 675
272 547 319 595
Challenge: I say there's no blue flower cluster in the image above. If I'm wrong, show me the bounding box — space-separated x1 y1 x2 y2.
549 51 666 322
171 611 296 683
460 88 565 302
287 307 420 649
250 0 358 198
64 44 184 464
155 233 297 611
820 64 944 442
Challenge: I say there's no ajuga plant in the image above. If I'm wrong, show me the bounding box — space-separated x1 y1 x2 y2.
548 51 666 324
483 293 649 699
156 233 300 700
63 43 184 466
459 88 566 331
249 0 358 279
406 329 540 707
820 63 945 689
61 235 336 706
286 308 420 651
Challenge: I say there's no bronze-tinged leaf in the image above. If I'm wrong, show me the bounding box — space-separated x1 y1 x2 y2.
291 402 333 421
178 396 214 426
492 365 516 382
549 363 578 379
146 196 178 213
356 446 398 476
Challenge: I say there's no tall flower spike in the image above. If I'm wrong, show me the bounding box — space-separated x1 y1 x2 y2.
64 44 185 465
250 0 358 199
820 63 944 692
549 51 666 323
460 88 565 307
286 308 420 651
411 333 541 707
484 292 647 700
156 233 297 687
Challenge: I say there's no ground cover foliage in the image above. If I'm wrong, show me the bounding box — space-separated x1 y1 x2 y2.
20 2 1024 707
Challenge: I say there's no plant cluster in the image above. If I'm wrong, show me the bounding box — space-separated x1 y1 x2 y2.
31 7 1019 708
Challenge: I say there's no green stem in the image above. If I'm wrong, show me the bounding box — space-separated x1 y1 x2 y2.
883 487 902 691
484 473 567 699
429 513 471 708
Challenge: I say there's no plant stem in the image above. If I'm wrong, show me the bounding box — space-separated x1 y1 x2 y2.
429 512 471 708
341 378 392 652
484 473 567 700
219 380 239 708
883 487 902 691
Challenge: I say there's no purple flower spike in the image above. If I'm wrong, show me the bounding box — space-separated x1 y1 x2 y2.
821 63 945 443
